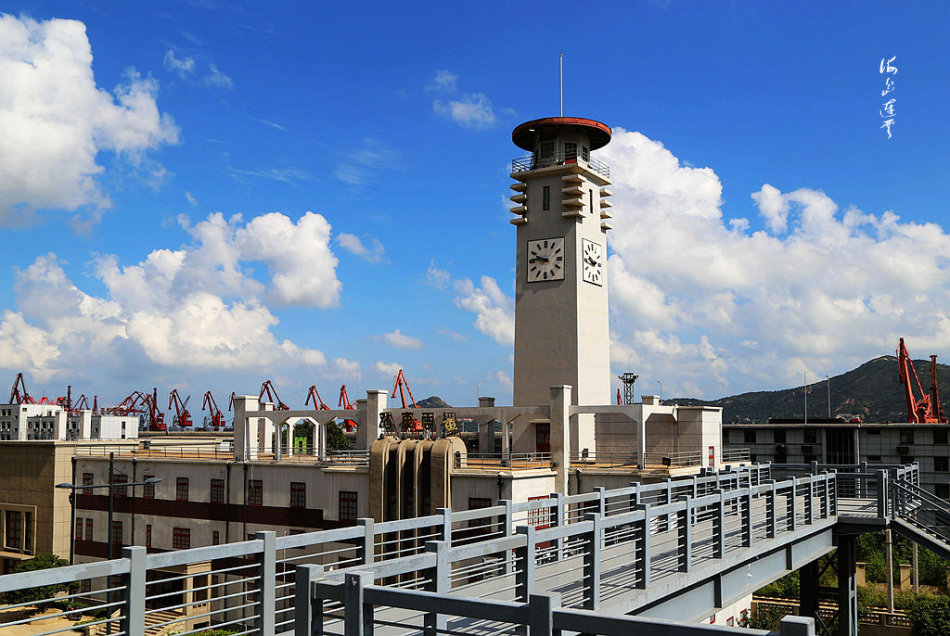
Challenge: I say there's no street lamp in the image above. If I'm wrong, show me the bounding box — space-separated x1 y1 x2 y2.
656 380 663 402
56 453 161 564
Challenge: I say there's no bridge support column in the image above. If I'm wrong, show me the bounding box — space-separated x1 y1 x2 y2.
800 560 819 623
837 534 858 636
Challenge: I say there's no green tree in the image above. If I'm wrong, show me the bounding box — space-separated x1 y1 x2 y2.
909 594 950 636
2 553 77 604
326 420 349 450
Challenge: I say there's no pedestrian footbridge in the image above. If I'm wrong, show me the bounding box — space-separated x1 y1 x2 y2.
1 462 947 636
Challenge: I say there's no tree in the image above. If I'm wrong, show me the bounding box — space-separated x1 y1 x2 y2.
326 420 349 450
909 594 950 636
1 553 77 604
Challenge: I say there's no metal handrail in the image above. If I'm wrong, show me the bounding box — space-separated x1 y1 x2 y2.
511 150 610 178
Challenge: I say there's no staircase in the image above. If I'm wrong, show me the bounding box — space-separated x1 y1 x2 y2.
890 479 950 561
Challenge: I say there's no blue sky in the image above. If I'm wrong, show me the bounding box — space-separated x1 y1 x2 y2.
1 0 949 413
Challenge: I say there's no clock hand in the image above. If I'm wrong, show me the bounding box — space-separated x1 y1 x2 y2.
529 256 549 263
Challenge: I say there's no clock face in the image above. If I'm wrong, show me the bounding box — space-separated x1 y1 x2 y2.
582 239 603 286
527 237 565 282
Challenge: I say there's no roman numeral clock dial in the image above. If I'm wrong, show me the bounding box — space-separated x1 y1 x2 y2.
582 238 603 286
527 237 565 282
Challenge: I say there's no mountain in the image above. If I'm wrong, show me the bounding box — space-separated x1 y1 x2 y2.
669 356 950 423
416 396 451 409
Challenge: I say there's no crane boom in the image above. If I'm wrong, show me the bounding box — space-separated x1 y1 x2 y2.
897 338 940 423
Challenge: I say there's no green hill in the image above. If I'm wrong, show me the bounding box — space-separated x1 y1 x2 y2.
670 356 950 423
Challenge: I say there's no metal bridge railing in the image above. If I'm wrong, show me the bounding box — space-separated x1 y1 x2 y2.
511 151 611 179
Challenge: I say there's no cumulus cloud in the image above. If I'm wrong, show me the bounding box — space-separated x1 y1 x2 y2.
336 233 385 263
0 15 178 223
426 261 450 289
429 70 497 129
599 127 950 397
376 361 401 376
453 276 514 346
373 329 424 351
0 210 347 381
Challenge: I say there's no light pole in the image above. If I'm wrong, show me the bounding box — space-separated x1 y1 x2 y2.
656 380 663 402
56 457 160 564
826 375 831 418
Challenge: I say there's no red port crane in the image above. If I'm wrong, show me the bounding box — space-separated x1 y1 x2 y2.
143 388 167 431
74 394 90 411
168 389 194 428
305 385 330 410
897 338 946 423
392 370 425 435
202 391 226 430
339 384 357 431
259 380 290 410
932 355 948 423
9 373 34 404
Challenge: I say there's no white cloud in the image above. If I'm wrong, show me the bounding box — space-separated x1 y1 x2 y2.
0 210 349 381
204 63 233 89
428 70 458 93
185 191 197 206
163 50 196 78
429 70 498 129
434 94 496 129
426 261 451 289
496 370 512 389
439 327 467 342
599 127 950 397
453 276 514 346
336 233 385 263
332 357 362 377
373 329 424 351
0 15 178 223
376 361 401 376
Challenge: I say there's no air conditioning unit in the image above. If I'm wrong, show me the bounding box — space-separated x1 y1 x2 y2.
896 445 910 455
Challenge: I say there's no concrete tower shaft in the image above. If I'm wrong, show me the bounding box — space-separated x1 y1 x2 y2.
509 117 613 409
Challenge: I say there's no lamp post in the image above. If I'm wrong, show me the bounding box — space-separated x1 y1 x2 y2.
55 454 161 564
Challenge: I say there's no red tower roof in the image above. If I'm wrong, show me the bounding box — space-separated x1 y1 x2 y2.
511 117 611 152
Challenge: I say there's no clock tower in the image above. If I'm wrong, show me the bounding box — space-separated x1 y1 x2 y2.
510 117 613 409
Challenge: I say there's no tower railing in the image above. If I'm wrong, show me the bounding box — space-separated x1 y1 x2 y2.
511 151 610 178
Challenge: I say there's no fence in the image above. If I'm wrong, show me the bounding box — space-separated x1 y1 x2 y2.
1 461 914 636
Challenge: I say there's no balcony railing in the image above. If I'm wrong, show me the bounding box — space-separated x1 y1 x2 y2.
511 150 610 178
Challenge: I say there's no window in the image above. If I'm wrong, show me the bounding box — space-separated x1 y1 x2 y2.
5 511 21 550
936 429 949 445
176 477 189 502
248 480 263 506
211 479 225 504
212 531 220 545
81 579 92 593
542 186 550 211
900 456 915 466
900 429 915 445
868 455 882 462
774 429 786 444
527 496 550 530
936 484 950 500
172 527 190 550
936 457 949 472
290 482 306 509
75 518 83 540
868 429 881 435
743 430 756 444
339 491 358 523
775 450 787 463
539 141 554 158
143 475 155 499
564 142 577 162
82 473 94 495
145 524 152 548
85 519 93 541
111 521 122 545
113 474 128 498
803 429 818 444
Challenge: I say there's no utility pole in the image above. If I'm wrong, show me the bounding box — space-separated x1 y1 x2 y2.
826 375 831 418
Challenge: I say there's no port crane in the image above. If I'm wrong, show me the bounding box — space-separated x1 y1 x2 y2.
339 384 357 431
202 392 227 430
305 385 331 410
168 389 194 428
897 338 947 423
142 389 167 431
391 369 425 435
259 380 290 410
9 373 34 404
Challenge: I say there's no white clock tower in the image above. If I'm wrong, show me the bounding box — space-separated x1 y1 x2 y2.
509 117 613 409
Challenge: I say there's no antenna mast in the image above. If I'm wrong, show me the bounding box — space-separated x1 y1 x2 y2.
559 53 563 116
